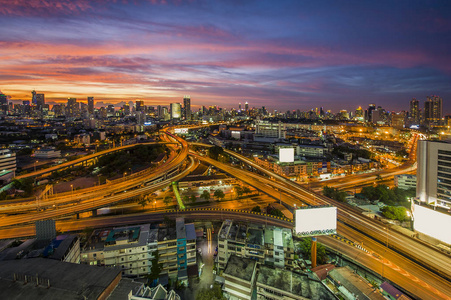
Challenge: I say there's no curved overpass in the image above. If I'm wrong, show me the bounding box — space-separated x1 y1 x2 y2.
15 141 176 180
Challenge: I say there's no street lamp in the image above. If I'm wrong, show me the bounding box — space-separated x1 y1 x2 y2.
154 200 156 211
34 160 38 172
70 184 73 196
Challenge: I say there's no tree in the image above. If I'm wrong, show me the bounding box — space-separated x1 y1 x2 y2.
200 190 211 201
381 206 408 222
163 196 172 207
190 194 197 204
323 186 347 203
213 189 225 201
137 195 149 210
183 195 189 203
375 174 383 181
235 186 243 198
242 186 251 195
148 250 163 286
195 283 226 300
208 146 224 160
268 208 285 218
251 205 261 213
297 238 327 265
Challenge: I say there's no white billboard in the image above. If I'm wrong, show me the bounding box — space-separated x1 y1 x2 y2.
295 207 337 237
231 131 241 140
413 204 451 244
279 148 294 163
174 128 188 134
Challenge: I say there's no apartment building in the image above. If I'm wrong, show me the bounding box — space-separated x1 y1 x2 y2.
223 255 257 300
217 220 294 271
81 220 197 283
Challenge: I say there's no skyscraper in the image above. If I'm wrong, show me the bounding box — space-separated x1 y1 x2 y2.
136 100 145 112
66 98 78 117
183 96 191 120
36 93 45 111
367 103 376 122
171 103 181 120
355 106 364 121
245 102 249 111
409 98 419 125
424 95 443 125
88 97 94 114
31 90 37 105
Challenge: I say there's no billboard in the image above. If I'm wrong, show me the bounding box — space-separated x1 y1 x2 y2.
413 204 451 244
279 148 294 163
174 128 188 134
295 207 337 237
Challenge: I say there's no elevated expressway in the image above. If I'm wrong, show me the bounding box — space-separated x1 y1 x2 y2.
190 146 451 299
0 133 191 225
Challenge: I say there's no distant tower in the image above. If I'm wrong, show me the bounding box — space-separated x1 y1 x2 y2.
171 103 181 120
66 98 78 117
245 102 249 111
135 100 145 112
238 103 241 111
424 95 443 125
35 93 45 111
367 103 376 122
31 90 37 105
88 97 94 114
183 96 191 120
409 98 419 124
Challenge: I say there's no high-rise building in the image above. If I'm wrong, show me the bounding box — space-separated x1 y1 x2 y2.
31 90 37 105
367 103 376 122
183 96 191 120
424 95 443 125
171 103 181 120
36 93 45 111
245 102 249 111
238 103 241 111
88 97 94 114
410 98 419 125
417 140 451 208
355 106 364 121
66 98 78 117
135 100 145 112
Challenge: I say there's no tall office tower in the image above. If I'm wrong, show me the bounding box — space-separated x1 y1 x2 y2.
123 103 130 115
415 140 451 244
157 105 162 118
135 100 145 112
183 95 191 120
424 95 443 125
409 98 419 124
367 103 376 122
170 103 181 120
238 103 241 111
31 90 37 105
355 106 364 121
245 101 249 111
88 97 94 114
66 98 78 117
36 93 45 111
0 92 6 105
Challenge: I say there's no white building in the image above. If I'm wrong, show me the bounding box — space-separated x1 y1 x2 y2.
0 149 16 176
170 103 181 120
394 174 416 190
417 140 451 208
254 120 286 142
223 255 257 300
35 148 61 159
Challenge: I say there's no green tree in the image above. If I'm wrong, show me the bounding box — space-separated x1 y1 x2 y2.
235 186 243 198
208 146 224 160
183 195 189 203
163 196 172 207
323 186 347 203
190 194 197 204
381 206 408 221
213 189 225 201
297 238 327 265
242 186 251 195
200 190 211 201
137 195 149 210
148 250 163 285
195 283 225 300
251 205 261 213
269 208 285 218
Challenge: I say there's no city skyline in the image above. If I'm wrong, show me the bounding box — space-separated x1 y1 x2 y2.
1 1 451 112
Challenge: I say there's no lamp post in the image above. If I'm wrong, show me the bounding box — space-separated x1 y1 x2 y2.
70 184 73 196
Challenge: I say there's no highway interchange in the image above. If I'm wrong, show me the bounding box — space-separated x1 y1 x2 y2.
0 131 450 299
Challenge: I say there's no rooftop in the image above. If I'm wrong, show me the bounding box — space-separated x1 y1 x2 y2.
0 258 121 300
247 227 264 246
257 265 336 300
224 255 256 282
176 218 186 240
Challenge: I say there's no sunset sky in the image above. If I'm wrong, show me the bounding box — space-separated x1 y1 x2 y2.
1 0 450 113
